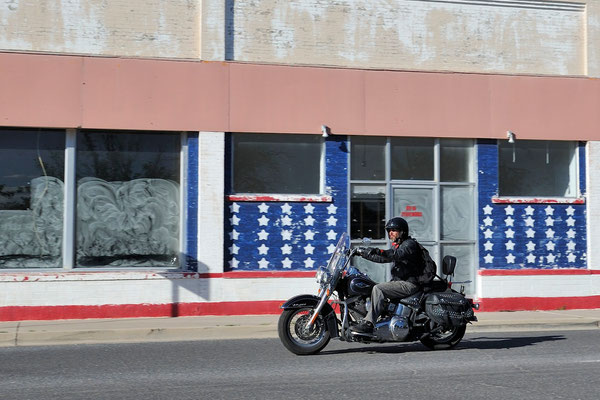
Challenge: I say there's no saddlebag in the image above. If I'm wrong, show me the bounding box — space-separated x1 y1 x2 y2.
424 292 475 328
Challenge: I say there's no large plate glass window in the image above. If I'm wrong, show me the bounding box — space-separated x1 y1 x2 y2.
0 129 65 269
350 136 386 180
498 140 577 197
76 130 181 268
391 137 434 181
232 133 322 194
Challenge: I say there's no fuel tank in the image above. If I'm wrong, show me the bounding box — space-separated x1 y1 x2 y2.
347 275 376 296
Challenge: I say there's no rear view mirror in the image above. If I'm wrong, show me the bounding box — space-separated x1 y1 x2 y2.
442 255 456 276
361 237 372 246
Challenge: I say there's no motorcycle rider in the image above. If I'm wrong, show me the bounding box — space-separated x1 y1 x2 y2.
352 217 426 334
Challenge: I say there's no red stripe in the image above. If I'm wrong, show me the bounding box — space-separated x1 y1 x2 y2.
476 295 600 312
479 269 600 276
491 197 585 204
223 271 316 278
226 194 332 202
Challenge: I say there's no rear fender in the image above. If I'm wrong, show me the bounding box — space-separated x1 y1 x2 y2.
280 294 339 338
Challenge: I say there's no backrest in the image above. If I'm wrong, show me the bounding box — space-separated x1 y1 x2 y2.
442 255 456 276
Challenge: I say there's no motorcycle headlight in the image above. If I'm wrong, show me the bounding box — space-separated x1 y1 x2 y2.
315 267 331 285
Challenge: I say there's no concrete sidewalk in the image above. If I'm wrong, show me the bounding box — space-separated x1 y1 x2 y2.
1 309 599 347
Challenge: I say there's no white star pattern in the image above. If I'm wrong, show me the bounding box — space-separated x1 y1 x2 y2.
505 228 515 239
257 230 269 240
567 253 577 263
525 206 535 215
281 203 292 214
526 228 535 238
567 241 576 251
545 216 554 226
484 254 494 263
526 253 536 263
304 230 315 240
566 206 575 216
304 203 315 214
258 258 269 269
258 203 269 213
281 244 292 255
547 253 557 264
566 217 575 227
545 206 555 215
484 241 493 251
281 215 292 226
505 253 515 264
483 229 494 239
526 241 536 252
545 242 555 251
282 257 293 269
229 203 240 213
545 228 555 239
304 244 315 254
327 244 337 254
566 229 576 239
257 215 269 226
326 216 338 226
483 205 493 215
229 229 240 240
483 216 493 226
304 258 315 268
504 217 514 227
229 258 239 269
257 244 269 255
524 216 535 227
230 215 240 226
229 244 239 255
326 230 337 240
505 205 515 215
505 240 515 251
281 230 292 241
304 215 315 226
327 204 338 214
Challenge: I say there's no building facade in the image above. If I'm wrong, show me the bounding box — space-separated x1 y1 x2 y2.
1 0 600 321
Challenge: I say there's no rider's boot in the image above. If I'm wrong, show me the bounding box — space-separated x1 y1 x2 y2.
351 320 374 334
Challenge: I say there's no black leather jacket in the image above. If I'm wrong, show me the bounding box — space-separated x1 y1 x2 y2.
362 236 424 285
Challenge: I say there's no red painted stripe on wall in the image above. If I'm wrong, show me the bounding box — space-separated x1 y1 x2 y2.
2 296 600 321
476 295 600 312
479 269 600 276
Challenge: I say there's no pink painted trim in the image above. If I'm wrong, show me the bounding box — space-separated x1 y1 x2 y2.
479 269 600 276
227 194 333 202
476 295 600 312
491 197 585 204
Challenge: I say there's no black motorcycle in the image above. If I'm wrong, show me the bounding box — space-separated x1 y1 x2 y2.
278 233 478 355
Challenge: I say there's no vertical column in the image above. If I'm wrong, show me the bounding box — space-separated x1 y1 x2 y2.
62 129 76 269
198 132 225 273
586 141 600 269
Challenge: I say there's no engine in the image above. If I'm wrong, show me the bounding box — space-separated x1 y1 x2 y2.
374 304 411 341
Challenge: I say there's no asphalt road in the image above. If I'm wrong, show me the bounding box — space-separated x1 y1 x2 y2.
1 330 599 400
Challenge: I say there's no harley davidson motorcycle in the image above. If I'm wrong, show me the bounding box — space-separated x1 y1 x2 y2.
278 233 478 355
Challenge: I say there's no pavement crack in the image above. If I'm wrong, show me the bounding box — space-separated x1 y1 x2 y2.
14 322 20 346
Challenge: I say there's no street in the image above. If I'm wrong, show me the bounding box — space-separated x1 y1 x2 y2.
1 329 599 400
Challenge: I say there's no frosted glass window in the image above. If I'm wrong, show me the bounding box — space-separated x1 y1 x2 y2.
76 130 180 268
0 129 65 269
441 186 474 241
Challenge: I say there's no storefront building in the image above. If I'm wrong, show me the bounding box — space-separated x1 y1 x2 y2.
1 1 599 320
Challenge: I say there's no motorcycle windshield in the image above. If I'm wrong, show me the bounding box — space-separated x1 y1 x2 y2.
326 232 349 288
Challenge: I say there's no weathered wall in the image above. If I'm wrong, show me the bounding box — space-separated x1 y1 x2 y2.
219 0 589 76
0 0 200 58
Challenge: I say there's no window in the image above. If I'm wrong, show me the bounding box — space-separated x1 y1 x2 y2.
498 140 577 197
76 131 181 268
0 129 65 269
350 136 386 180
0 128 183 270
391 137 434 180
232 133 322 194
350 184 386 240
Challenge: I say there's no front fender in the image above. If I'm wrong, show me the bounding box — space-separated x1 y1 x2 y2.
280 294 339 338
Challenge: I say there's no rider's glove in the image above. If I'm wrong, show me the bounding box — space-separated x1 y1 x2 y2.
356 247 377 257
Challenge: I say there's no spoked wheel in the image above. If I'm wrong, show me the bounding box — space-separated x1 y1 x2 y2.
420 324 466 350
278 307 331 355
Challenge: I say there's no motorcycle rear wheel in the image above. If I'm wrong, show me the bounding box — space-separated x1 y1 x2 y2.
278 307 331 355
420 324 466 350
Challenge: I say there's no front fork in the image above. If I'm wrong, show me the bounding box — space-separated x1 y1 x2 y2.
306 289 330 329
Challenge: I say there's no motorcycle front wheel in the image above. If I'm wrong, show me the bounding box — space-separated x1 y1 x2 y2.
278 307 331 355
420 324 466 350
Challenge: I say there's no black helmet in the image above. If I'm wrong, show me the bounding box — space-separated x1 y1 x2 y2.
385 217 408 235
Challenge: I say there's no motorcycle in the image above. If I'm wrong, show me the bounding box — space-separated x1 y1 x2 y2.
278 233 478 355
